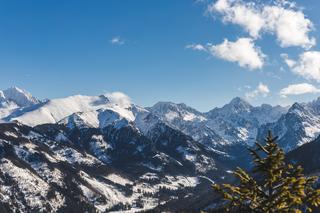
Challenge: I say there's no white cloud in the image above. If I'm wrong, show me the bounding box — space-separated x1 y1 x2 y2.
209 0 315 49
104 92 132 107
279 83 320 97
110 36 125 45
185 44 207 51
208 0 264 38
245 82 270 99
208 37 265 70
283 51 320 82
281 53 296 67
264 6 315 48
187 38 265 70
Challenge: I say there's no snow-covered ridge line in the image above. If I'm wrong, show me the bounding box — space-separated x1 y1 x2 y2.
5 93 136 127
2 86 320 152
0 87 291 149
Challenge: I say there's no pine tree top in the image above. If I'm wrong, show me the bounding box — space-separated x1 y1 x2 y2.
212 131 320 213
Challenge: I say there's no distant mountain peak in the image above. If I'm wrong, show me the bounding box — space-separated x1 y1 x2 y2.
5 86 27 95
260 103 272 109
0 90 5 99
151 101 198 114
223 97 252 113
149 101 207 127
2 86 39 107
229 97 250 105
314 96 320 103
288 102 305 113
152 101 175 107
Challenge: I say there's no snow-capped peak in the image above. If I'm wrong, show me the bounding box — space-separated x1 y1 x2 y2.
0 91 5 102
2 86 39 107
149 101 206 122
59 109 131 130
0 90 5 98
288 102 306 113
59 111 100 129
223 97 252 113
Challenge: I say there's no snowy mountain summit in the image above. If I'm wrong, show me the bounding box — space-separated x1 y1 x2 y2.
0 87 40 119
1 86 39 107
218 97 253 114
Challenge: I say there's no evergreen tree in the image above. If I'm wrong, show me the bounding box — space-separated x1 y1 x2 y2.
213 131 320 213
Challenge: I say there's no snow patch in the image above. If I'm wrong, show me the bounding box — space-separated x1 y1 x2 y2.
105 174 133 186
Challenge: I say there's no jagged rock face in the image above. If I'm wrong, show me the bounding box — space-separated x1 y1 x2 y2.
149 98 287 149
147 102 227 148
258 102 320 152
205 98 287 146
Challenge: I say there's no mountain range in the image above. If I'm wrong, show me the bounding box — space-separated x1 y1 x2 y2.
0 86 319 212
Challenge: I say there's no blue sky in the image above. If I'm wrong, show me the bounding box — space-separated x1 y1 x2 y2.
0 0 320 111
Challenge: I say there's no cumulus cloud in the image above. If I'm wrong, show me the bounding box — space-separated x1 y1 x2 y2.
263 5 315 48
105 92 132 107
279 83 320 97
283 51 320 82
187 38 265 70
208 0 315 49
208 0 264 38
245 82 270 99
110 36 125 45
209 38 265 70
